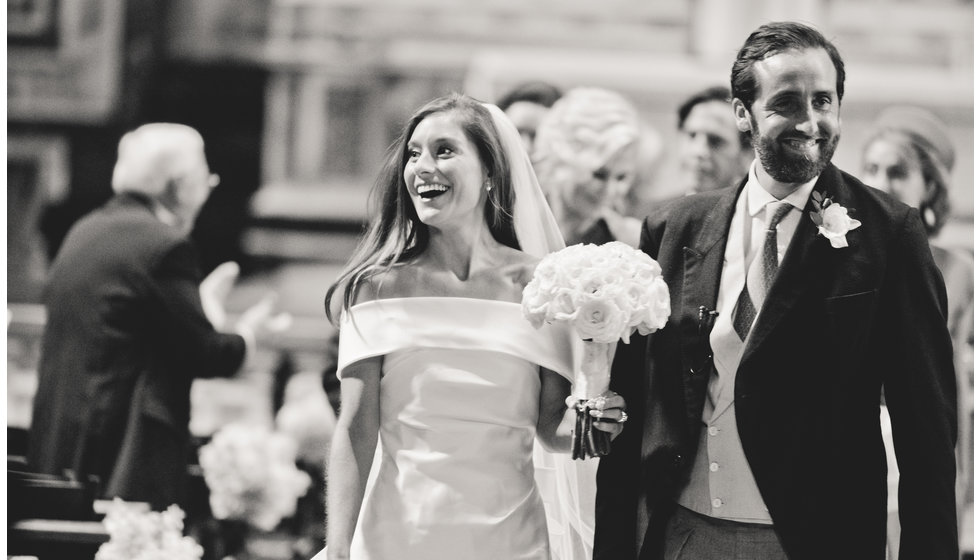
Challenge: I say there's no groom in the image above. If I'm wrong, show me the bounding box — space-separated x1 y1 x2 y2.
594 22 958 560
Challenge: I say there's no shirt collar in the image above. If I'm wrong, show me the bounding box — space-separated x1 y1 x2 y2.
153 203 180 227
745 160 818 218
119 189 180 227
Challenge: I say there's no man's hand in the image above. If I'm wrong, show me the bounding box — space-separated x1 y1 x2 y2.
199 261 240 329
235 292 292 348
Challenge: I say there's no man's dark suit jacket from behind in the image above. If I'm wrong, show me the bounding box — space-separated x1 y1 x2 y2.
28 192 247 510
594 165 958 559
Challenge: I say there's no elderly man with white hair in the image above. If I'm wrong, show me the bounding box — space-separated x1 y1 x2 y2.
27 123 282 510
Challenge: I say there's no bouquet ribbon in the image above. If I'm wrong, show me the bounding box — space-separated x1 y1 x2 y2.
571 397 611 460
570 340 614 460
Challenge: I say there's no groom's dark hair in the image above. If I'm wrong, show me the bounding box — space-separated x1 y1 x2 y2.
730 21 846 109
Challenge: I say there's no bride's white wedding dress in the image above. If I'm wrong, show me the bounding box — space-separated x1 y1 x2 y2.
334 296 574 559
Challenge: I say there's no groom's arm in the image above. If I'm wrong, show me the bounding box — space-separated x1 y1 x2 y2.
594 333 645 560
594 215 669 560
876 208 959 559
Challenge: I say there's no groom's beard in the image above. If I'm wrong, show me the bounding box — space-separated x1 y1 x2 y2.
750 115 840 184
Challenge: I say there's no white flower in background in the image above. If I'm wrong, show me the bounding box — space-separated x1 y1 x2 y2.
198 423 312 531
275 370 337 467
96 499 202 560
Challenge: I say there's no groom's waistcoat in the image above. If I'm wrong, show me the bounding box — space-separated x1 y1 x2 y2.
676 171 814 523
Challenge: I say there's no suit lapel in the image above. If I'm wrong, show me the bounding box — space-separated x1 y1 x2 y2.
740 166 848 365
680 185 741 428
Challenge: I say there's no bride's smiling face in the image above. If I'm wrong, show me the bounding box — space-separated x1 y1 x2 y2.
404 111 489 231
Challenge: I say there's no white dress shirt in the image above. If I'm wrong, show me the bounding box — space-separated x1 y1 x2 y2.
677 161 817 523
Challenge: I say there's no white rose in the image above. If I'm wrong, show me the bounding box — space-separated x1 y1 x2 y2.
816 203 861 248
636 277 671 335
533 256 561 286
624 283 650 325
551 287 581 322
602 240 633 259
559 244 594 275
578 267 625 297
522 279 553 327
573 296 630 343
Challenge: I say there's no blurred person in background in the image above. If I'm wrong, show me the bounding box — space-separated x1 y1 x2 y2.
320 93 624 560
533 86 643 247
497 80 564 154
676 85 754 194
860 105 973 558
27 123 285 511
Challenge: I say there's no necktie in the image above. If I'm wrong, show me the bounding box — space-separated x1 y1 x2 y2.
732 202 794 341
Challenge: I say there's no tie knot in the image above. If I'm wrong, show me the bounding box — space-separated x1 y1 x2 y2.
767 202 794 229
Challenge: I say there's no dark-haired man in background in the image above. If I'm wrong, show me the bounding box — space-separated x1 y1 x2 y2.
497 80 563 154
676 85 753 194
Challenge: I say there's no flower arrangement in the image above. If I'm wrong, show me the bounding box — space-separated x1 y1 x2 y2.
809 191 861 248
523 241 670 458
523 241 670 344
95 499 203 560
198 422 312 531
275 371 337 467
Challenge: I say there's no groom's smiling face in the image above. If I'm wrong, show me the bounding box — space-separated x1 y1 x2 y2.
404 111 489 231
735 47 841 185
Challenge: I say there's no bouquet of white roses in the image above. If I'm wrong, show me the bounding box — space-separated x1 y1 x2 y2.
198 422 312 531
523 241 670 458
96 499 203 560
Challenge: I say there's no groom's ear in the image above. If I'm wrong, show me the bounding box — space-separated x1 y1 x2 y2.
732 99 752 134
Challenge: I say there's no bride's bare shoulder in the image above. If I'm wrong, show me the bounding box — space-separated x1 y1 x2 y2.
328 265 420 315
364 266 414 299
497 247 543 291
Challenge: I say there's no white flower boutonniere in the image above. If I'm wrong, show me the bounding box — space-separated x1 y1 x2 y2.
809 191 861 248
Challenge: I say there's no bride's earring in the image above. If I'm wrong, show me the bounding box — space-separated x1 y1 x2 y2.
485 179 493 193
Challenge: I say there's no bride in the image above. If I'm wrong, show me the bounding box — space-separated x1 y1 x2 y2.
320 93 626 559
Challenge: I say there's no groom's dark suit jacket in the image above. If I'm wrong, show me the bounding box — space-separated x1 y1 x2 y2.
27 192 246 510
594 165 958 559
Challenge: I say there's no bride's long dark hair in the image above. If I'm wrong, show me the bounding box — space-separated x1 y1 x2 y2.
325 93 520 324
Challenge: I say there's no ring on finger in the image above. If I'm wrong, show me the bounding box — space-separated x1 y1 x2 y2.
616 411 629 423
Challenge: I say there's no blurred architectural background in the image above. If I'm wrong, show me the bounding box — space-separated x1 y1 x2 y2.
6 0 974 557
9 0 974 294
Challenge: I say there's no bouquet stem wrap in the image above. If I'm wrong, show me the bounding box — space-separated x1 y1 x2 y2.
571 340 614 459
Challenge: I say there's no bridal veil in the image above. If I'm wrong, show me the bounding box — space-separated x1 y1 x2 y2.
484 102 598 560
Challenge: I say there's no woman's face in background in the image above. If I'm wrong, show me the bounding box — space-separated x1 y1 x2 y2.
860 136 928 208
403 111 488 232
560 144 637 219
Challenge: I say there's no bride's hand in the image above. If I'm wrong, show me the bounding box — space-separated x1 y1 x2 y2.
584 391 629 441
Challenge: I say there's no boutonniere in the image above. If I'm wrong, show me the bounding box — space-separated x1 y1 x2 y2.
809 191 861 248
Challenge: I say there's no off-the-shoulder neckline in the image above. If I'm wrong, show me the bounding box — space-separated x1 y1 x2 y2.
349 296 522 311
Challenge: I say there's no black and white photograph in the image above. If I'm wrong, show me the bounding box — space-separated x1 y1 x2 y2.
6 1 974 559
